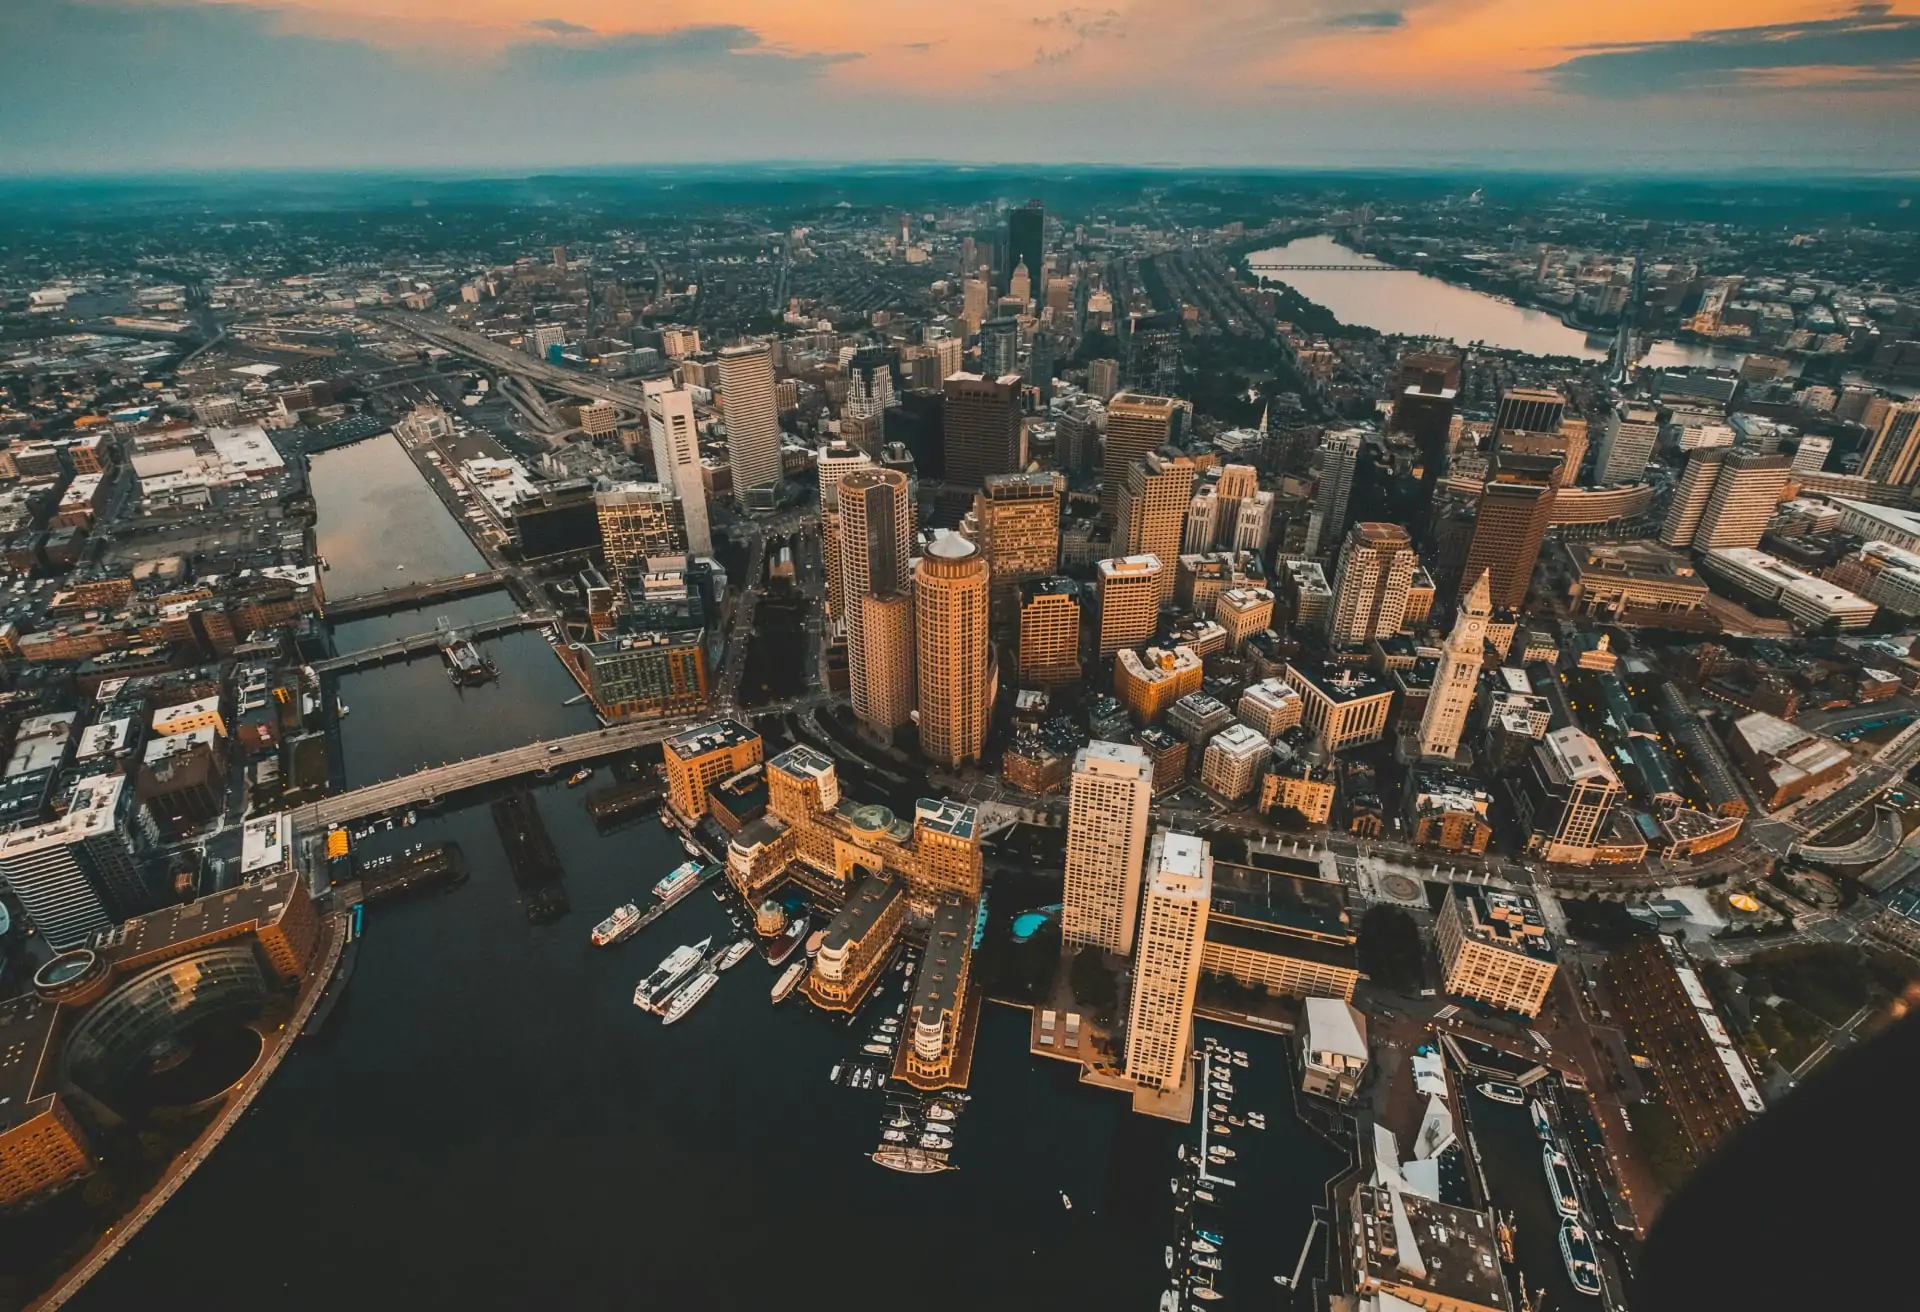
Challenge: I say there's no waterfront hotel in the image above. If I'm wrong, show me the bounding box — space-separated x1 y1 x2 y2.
802 872 906 1012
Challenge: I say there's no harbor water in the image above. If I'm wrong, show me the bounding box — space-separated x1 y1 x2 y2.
309 433 487 598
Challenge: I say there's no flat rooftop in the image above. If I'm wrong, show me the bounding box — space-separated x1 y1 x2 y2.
665 718 759 757
104 870 303 964
0 994 62 1134
1452 883 1557 964
820 871 902 953
913 796 978 840
1209 861 1353 942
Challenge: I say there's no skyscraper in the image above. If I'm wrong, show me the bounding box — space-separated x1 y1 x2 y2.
1087 358 1120 402
843 346 900 453
978 317 1021 379
1692 450 1790 551
942 373 1025 489
1595 404 1662 485
1007 199 1044 297
1419 569 1491 760
1027 327 1055 405
1490 386 1566 445
915 532 993 768
840 469 914 731
971 471 1063 628
961 278 990 335
1018 577 1083 686
1096 555 1164 655
1306 429 1365 556
1063 741 1154 956
1102 392 1181 523
1660 447 1728 548
1861 400 1920 486
1326 522 1416 646
1124 830 1212 1096
644 379 711 557
1116 452 1197 604
717 344 783 506
1462 452 1560 610
594 482 687 573
0 775 143 949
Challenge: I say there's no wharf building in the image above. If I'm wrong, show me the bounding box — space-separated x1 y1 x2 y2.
642 380 711 556
1604 935 1765 1161
1123 831 1212 1104
967 471 1063 629
914 532 993 769
1285 662 1394 753
1016 577 1082 687
1326 522 1415 646
1063 741 1155 955
1350 1183 1513 1312
801 871 907 1012
1115 453 1196 604
717 344 783 508
0 994 92 1206
1115 645 1203 725
942 373 1025 489
1301 997 1369 1103
663 720 765 824
1101 393 1182 524
839 469 915 733
1515 726 1628 866
1436 884 1558 1017
1095 555 1164 656
899 896 980 1091
559 629 707 723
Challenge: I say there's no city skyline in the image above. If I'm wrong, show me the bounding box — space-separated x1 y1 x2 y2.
4 1 1920 173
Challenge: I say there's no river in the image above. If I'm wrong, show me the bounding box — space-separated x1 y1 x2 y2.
68 435 1347 1311
310 433 487 599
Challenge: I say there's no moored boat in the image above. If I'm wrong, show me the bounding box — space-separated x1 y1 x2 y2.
767 914 809 965
805 928 827 957
862 1042 890 1056
1559 1219 1603 1297
1531 1098 1554 1139
926 1104 956 1123
661 968 718 1024
1478 1079 1526 1105
633 937 713 1010
871 1146 954 1174
591 902 643 947
1544 1146 1580 1218
771 960 807 1003
717 938 753 970
566 767 593 788
652 860 703 902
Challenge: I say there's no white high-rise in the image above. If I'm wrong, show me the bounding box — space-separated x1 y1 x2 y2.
644 379 711 557
1595 404 1661 485
1124 830 1212 1095
1326 522 1415 646
1306 429 1364 556
1063 742 1154 955
1419 569 1491 759
718 343 783 505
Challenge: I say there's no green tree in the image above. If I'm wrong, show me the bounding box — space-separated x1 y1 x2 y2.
1357 905 1428 994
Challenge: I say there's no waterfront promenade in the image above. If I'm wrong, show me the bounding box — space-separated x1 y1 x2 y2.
32 909 349 1312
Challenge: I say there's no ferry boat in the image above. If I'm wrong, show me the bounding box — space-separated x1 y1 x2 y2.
652 861 703 901
717 939 753 971
1478 1079 1527 1106
871 1147 954 1174
1559 1219 1603 1296
591 902 643 947
1530 1099 1554 1139
771 960 807 1003
767 914 809 966
566 768 593 788
633 937 712 1010
1543 1147 1580 1218
661 968 718 1024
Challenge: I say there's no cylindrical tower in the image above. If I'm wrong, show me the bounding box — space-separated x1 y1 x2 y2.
914 531 992 769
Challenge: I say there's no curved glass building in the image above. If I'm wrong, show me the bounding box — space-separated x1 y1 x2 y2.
65 946 268 1098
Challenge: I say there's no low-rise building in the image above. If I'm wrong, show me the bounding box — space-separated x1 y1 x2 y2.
1200 723 1270 801
1201 861 1361 1000
1701 547 1876 631
1114 645 1203 725
1301 996 1368 1102
662 720 763 823
1237 677 1303 737
1286 661 1394 752
0 995 93 1206
1725 711 1851 809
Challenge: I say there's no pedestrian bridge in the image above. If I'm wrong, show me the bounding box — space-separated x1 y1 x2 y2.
311 610 556 674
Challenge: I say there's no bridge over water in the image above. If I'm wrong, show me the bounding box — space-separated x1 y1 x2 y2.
311 610 557 674
1245 262 1400 272
326 570 509 621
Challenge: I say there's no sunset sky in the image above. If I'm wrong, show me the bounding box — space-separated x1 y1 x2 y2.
3 0 1917 173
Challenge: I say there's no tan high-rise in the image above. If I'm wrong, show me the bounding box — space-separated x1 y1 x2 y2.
1018 578 1082 686
1660 448 1727 547
915 532 993 768
840 469 913 730
718 343 783 504
1691 450 1790 552
1116 452 1195 604
1102 392 1180 523
817 442 874 621
1096 555 1163 655
1124 830 1212 1094
1419 569 1490 760
971 471 1063 627
1063 742 1154 955
643 379 710 556
1327 522 1415 646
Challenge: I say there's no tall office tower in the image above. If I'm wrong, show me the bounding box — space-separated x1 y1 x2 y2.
1096 555 1164 655
1692 450 1790 551
1183 487 1221 555
1007 199 1044 296
0 775 143 950
644 379 711 557
1462 452 1560 610
961 278 990 334
840 469 914 731
915 532 992 768
1326 521 1416 646
717 343 783 506
943 373 1025 489
594 482 688 573
1499 421 1586 490
1862 399 1920 485
929 334 964 381
817 442 873 621
972 471 1064 628
1087 358 1120 401
1490 386 1566 445
844 346 899 453
857 591 915 731
1062 741 1154 955
1116 453 1197 604
1790 434 1832 474
1102 392 1181 523
1596 404 1662 485
1660 447 1727 547
1008 261 1033 306
1124 830 1212 1096
1419 569 1490 760
1305 429 1365 556
1126 312 1182 394
979 317 1021 379
1028 327 1055 405
1393 382 1458 538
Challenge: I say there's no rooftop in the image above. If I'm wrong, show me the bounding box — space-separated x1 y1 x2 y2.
1289 661 1392 705
819 871 902 954
1451 884 1556 963
1542 725 1621 787
665 718 760 758
0 994 62 1135
102 870 306 965
913 796 978 840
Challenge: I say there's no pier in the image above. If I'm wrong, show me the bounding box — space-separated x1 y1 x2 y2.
493 788 568 924
311 610 557 674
